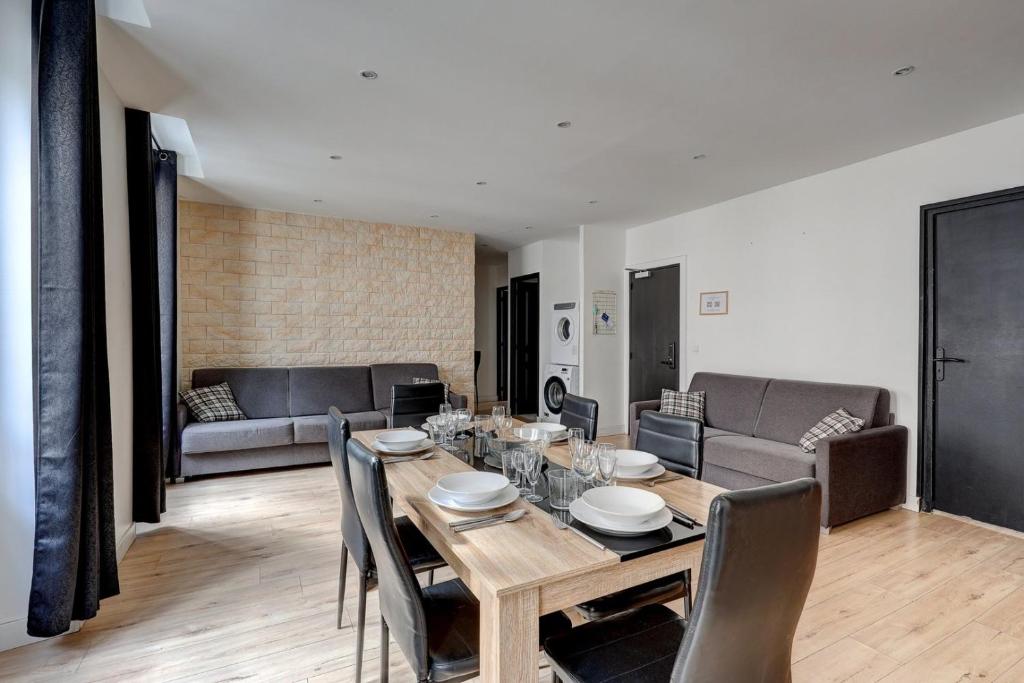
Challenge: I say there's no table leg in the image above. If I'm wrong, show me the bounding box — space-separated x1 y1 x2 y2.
479 588 539 682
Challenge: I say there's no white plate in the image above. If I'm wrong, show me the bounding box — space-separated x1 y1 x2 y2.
372 438 434 454
376 429 429 447
581 486 665 524
428 483 520 512
569 498 674 537
436 471 510 504
512 426 569 443
614 449 659 475
615 463 666 481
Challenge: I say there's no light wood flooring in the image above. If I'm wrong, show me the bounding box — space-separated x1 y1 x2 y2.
4 453 1024 681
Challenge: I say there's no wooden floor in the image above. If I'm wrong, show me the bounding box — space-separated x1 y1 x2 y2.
4 458 1024 681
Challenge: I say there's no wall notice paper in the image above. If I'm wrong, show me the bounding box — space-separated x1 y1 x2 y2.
592 290 617 335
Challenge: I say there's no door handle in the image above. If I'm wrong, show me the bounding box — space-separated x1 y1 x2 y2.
660 342 677 369
933 347 965 382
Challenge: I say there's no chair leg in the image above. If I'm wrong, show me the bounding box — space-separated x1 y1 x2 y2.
380 617 390 683
682 568 693 620
427 568 434 586
337 543 349 629
355 574 368 683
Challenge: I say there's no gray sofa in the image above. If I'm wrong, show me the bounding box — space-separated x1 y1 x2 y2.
175 363 466 478
629 372 907 528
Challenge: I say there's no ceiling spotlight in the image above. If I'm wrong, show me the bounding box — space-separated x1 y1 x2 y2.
587 200 598 205
476 181 488 186
329 154 342 160
429 214 439 219
892 65 915 77
360 70 378 80
557 121 572 128
313 199 323 203
692 153 707 160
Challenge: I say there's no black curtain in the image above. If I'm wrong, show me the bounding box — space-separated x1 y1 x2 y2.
125 109 173 522
28 0 120 637
154 150 179 484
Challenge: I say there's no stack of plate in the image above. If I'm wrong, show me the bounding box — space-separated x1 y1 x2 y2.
372 429 434 454
428 471 517 511
569 486 672 537
513 422 569 443
613 449 666 481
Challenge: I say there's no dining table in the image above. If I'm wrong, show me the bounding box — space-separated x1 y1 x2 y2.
351 421 726 682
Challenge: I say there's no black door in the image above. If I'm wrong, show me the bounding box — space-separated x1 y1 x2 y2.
496 286 508 401
630 264 680 403
510 274 539 415
921 186 1024 531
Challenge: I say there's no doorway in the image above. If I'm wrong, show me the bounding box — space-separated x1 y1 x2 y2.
629 264 680 403
920 185 1024 532
496 285 508 401
509 273 539 416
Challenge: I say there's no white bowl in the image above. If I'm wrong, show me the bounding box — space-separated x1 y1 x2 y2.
613 449 659 475
581 486 665 524
426 415 445 426
376 429 428 447
521 422 568 434
436 472 510 504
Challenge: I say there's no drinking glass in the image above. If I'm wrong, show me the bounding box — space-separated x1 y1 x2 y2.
511 449 530 496
455 408 472 436
547 469 577 509
492 405 506 423
521 444 545 503
567 427 586 460
443 413 458 449
572 440 597 493
595 443 617 487
501 448 522 489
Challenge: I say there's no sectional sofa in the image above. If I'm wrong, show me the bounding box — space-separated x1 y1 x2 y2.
175 363 466 478
629 372 908 528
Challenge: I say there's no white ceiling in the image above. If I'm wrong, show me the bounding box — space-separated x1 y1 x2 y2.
99 0 1024 249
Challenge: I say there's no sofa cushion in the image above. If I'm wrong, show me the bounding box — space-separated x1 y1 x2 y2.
753 379 886 446
370 363 440 410
292 411 387 444
289 366 375 416
688 373 770 435
703 427 741 440
192 368 290 419
703 435 815 483
181 417 294 454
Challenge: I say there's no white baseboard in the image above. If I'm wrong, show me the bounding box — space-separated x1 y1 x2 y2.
598 424 626 437
116 523 136 563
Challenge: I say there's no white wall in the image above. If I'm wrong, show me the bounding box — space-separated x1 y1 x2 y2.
474 258 508 403
579 225 627 435
625 112 1024 504
98 68 136 559
0 0 39 652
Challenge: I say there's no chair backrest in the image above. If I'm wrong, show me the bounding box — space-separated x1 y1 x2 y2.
390 382 447 428
347 438 431 680
327 408 372 574
671 478 820 682
635 410 701 478
561 394 598 440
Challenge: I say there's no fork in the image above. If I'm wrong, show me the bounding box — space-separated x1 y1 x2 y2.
643 473 686 487
551 513 607 550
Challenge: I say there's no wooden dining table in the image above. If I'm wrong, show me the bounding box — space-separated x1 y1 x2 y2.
352 423 726 682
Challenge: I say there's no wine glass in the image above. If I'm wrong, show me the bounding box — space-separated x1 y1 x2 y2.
443 412 458 450
521 444 545 503
511 449 529 496
596 443 617 487
572 440 597 493
567 427 585 461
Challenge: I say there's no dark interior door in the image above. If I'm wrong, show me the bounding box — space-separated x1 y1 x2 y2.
496 285 508 401
922 186 1024 531
510 274 539 415
629 264 680 403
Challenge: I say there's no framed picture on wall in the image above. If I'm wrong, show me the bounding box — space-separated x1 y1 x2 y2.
699 291 729 315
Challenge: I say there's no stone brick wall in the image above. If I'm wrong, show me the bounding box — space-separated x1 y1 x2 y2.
178 200 475 396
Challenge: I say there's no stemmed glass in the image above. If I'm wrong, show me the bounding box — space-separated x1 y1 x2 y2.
595 443 617 487
572 440 597 493
443 412 458 450
438 403 452 446
511 449 530 496
521 444 545 503
567 427 585 460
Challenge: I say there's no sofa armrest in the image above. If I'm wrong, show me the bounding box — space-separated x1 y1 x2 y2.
172 402 190 479
815 425 908 528
628 400 662 447
448 392 468 410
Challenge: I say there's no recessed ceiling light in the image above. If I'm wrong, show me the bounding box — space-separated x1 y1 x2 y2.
524 226 533 230
476 181 488 186
360 70 378 80
892 65 915 77
329 154 342 160
557 121 572 128
692 153 707 160
429 214 439 219
587 200 599 205
313 199 323 203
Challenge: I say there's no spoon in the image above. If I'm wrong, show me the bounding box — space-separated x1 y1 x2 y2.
452 509 526 533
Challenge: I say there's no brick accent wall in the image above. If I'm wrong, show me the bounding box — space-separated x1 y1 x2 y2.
178 200 475 395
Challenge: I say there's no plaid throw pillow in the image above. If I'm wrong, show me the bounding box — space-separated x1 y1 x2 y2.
799 408 865 453
659 389 705 423
180 382 247 423
413 377 450 397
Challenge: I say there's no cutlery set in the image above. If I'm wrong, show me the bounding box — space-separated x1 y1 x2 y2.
449 509 525 532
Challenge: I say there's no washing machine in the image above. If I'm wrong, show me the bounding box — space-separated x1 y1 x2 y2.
540 363 580 421
550 301 579 365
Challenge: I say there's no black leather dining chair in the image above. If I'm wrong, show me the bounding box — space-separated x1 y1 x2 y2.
346 437 572 683
544 478 822 683
635 410 703 478
560 394 598 440
390 383 447 428
327 408 446 682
